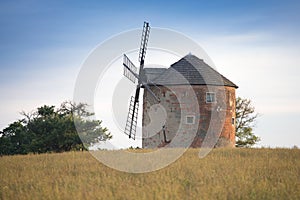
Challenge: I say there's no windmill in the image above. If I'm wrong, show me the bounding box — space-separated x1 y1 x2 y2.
122 21 160 140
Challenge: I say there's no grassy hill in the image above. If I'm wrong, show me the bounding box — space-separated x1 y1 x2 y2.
0 148 299 200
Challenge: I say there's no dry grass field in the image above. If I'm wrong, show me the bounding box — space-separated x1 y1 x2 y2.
0 148 299 200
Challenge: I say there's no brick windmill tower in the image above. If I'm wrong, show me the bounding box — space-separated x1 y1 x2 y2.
122 22 238 148
142 54 238 148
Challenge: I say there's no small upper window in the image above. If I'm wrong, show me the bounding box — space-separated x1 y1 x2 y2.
231 117 235 125
206 92 216 103
186 115 195 124
182 91 188 97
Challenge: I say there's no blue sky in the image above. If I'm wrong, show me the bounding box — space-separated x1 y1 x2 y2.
0 0 300 148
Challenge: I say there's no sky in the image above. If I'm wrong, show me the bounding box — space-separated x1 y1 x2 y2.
0 0 300 148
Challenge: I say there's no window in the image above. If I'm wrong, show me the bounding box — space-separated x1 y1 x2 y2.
182 91 188 97
206 92 216 103
228 92 233 107
186 115 195 124
231 117 235 125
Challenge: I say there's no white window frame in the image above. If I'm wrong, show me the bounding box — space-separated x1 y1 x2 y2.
182 91 188 97
186 115 195 124
206 92 216 103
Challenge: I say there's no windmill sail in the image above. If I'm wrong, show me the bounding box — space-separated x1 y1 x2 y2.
139 22 150 63
124 96 139 139
122 22 159 140
123 54 137 83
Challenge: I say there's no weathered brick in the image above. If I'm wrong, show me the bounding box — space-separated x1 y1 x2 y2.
142 85 236 148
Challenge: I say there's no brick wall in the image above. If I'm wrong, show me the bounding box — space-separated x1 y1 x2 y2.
142 85 236 148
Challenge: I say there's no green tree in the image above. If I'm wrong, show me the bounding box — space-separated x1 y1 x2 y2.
0 101 112 155
0 120 30 155
235 97 260 147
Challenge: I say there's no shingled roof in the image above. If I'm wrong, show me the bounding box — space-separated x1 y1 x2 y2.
144 54 238 88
